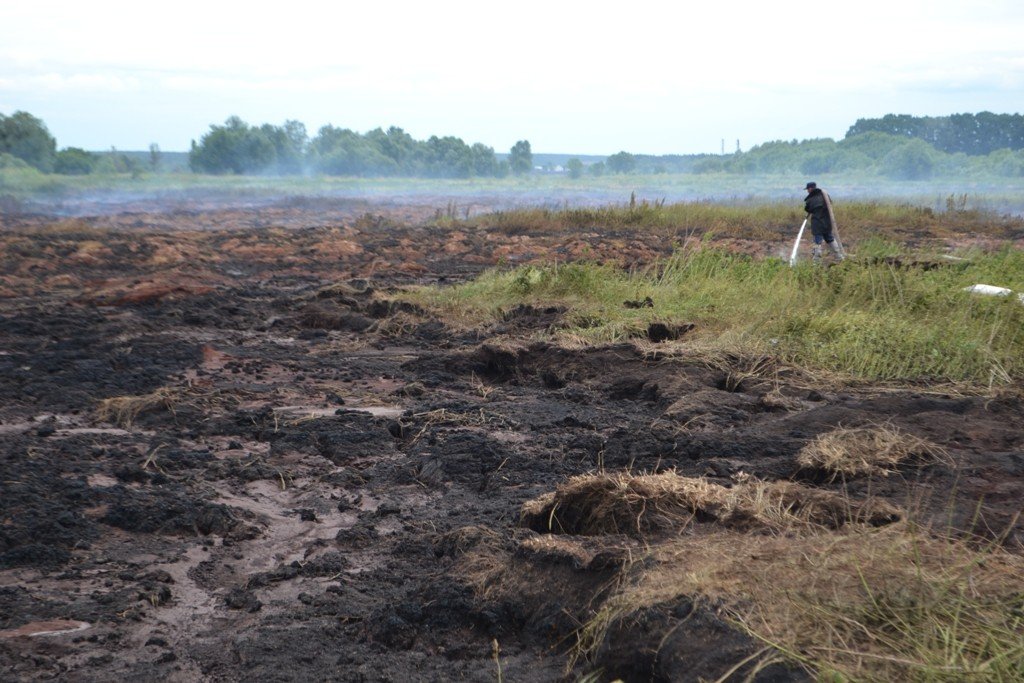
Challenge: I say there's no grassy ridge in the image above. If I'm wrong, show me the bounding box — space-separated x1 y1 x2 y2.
577 525 1024 681
410 245 1024 384
444 199 1024 242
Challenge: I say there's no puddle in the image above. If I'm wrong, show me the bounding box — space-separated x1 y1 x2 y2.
57 427 134 437
0 620 91 639
273 405 404 419
350 406 404 418
87 473 119 487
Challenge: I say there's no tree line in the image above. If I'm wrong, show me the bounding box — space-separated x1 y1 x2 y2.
847 112 1024 156
0 111 534 178
4 108 1024 180
188 117 533 178
1 110 157 176
692 132 1024 180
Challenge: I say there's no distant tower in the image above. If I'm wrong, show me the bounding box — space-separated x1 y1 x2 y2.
721 139 725 155
736 139 741 154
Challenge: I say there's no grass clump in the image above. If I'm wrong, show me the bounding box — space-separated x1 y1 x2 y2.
797 424 949 477
576 526 1024 682
96 387 245 428
520 471 900 537
409 245 1024 385
96 387 185 428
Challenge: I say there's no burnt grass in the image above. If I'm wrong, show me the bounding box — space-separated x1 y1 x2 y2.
2 200 1023 682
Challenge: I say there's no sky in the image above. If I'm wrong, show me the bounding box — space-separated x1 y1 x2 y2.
2 0 1024 155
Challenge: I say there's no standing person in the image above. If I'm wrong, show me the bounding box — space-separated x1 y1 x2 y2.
803 182 845 263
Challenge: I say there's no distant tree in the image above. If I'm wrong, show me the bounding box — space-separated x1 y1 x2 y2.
421 135 474 178
310 125 397 176
260 120 306 173
838 132 907 160
566 158 584 179
54 147 98 175
95 147 143 175
589 160 606 177
0 111 57 172
984 148 1024 177
509 140 533 175
469 142 500 176
189 116 277 174
881 139 936 180
606 151 636 174
0 152 31 170
148 143 161 172
846 112 1024 155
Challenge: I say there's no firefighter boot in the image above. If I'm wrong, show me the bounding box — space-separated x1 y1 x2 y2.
828 240 846 262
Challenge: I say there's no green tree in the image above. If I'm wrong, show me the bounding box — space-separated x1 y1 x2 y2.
148 143 161 172
259 121 307 173
54 147 97 175
421 135 473 178
881 139 936 180
838 132 907 160
189 116 277 174
0 111 56 172
469 142 500 176
310 125 396 176
509 140 533 175
366 126 419 173
566 158 584 179
606 151 636 174
589 160 606 177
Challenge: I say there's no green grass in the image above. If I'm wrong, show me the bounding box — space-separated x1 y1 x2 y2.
408 245 1024 384
572 525 1024 682
441 198 1024 243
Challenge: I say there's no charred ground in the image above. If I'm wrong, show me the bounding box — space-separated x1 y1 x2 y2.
1 198 1022 682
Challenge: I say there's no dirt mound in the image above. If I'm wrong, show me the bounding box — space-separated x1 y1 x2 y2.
521 471 901 536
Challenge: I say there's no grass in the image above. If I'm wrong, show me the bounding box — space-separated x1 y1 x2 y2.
575 524 1024 682
520 471 900 537
407 243 1024 385
796 424 950 478
441 199 1024 242
95 386 245 428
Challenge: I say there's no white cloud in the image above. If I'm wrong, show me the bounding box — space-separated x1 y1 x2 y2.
2 0 1023 152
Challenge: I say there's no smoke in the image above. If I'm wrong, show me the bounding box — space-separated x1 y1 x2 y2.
7 174 1024 219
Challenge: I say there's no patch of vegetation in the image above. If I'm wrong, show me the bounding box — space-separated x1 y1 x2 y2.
409 243 1024 384
576 524 1024 681
439 199 1024 241
520 471 899 536
796 424 949 478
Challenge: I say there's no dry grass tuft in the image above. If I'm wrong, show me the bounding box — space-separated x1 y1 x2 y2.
796 424 949 477
576 526 1024 681
96 387 246 428
434 525 503 558
95 387 183 428
520 471 900 537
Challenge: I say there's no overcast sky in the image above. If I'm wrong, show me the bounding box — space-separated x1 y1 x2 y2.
2 0 1023 155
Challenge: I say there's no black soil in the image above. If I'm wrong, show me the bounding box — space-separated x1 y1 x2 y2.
1 202 1022 682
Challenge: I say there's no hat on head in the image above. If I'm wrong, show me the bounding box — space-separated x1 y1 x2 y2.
805 181 817 190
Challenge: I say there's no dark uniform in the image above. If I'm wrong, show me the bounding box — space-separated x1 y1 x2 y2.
803 187 834 245
803 182 844 262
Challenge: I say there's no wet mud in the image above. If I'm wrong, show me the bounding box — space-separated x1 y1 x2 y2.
1 200 1022 682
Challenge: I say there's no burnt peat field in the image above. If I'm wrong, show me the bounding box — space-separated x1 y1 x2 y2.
2 197 1024 682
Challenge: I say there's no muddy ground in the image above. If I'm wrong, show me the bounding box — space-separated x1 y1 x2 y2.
1 198 1022 682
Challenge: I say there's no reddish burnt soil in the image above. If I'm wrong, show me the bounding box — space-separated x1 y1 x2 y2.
1 200 1023 682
